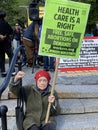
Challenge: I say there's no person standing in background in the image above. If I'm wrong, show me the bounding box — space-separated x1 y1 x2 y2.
22 21 39 67
43 56 55 72
93 23 98 36
12 23 21 53
0 10 15 77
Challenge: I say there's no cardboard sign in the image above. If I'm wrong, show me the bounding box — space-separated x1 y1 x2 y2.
39 0 90 58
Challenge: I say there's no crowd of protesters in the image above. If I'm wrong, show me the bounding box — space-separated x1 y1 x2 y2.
0 10 56 78
0 10 26 77
1 9 98 78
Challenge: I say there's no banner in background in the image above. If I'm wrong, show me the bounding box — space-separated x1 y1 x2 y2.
39 0 90 58
58 37 98 71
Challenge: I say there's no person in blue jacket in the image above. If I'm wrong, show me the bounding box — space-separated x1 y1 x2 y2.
23 21 39 67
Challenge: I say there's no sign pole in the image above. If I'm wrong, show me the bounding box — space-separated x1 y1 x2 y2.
40 0 90 124
45 58 60 123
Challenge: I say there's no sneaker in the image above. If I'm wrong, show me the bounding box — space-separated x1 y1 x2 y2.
1 72 7 77
27 63 32 67
12 72 16 76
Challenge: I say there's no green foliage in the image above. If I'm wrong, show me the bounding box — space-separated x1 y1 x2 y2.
0 0 29 27
0 0 98 32
72 0 98 33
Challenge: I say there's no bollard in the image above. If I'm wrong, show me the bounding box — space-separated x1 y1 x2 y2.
0 105 8 130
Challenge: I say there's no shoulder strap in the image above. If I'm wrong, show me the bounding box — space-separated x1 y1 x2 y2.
17 87 25 110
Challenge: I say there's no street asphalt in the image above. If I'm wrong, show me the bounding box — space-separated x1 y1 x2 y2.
1 62 98 86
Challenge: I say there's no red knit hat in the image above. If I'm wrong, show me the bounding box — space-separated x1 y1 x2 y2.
34 70 51 82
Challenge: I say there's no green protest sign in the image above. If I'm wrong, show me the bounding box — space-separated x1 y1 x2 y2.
39 0 90 58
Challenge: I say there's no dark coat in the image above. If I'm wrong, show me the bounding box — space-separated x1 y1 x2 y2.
0 18 13 49
93 28 98 36
12 28 21 41
9 80 61 130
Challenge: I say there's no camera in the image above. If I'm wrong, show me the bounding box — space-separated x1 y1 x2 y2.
29 0 39 21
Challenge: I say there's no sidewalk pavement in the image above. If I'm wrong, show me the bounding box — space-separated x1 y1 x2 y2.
1 63 98 130
1 63 98 86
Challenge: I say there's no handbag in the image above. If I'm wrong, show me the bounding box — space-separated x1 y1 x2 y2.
15 87 25 130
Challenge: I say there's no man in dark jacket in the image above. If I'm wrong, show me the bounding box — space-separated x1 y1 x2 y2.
0 10 15 77
9 70 61 130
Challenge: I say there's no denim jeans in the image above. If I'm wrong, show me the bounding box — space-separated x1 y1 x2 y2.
12 39 20 53
43 56 55 70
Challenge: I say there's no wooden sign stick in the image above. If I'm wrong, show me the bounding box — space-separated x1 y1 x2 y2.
45 58 60 123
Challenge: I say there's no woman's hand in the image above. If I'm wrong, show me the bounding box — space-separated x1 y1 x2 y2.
48 95 55 103
14 71 25 82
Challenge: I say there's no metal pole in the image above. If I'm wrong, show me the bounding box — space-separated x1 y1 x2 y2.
17 59 22 86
